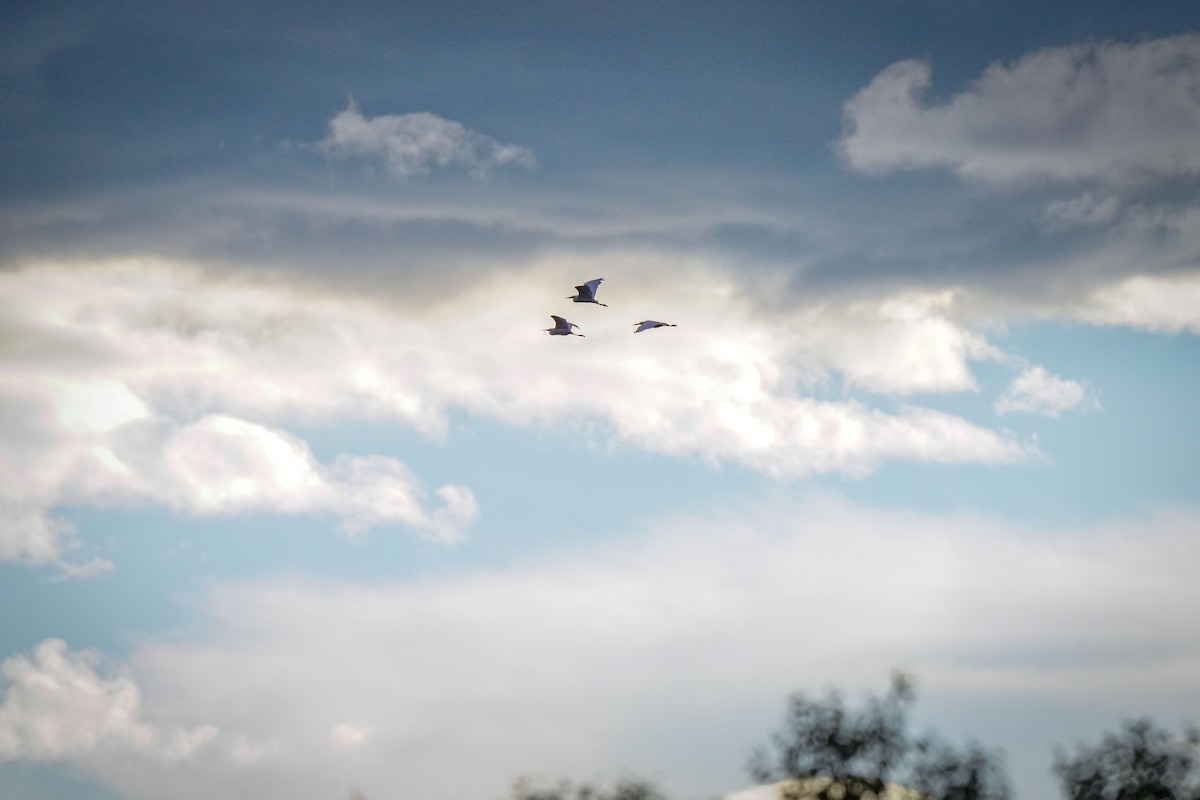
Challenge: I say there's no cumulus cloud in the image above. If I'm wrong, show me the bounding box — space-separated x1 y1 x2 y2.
0 262 483 571
841 35 1200 183
312 100 536 178
157 415 477 539
804 291 1002 395
995 366 1097 417
17 499 1199 799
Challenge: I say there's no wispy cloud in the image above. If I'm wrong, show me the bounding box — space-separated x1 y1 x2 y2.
1041 192 1121 231
840 35 1200 184
311 99 536 178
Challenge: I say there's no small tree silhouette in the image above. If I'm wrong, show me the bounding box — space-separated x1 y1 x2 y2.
1053 718 1200 800
909 739 1010 800
509 776 667 800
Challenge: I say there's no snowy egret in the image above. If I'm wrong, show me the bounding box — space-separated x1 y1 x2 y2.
633 320 676 333
568 278 607 306
545 315 585 337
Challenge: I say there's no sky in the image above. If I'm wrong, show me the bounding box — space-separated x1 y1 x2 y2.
1 1 1199 798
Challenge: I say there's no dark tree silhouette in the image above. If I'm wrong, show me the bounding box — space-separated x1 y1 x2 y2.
749 673 1009 800
1053 718 1200 800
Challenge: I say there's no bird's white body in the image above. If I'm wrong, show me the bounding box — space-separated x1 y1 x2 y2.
633 320 676 333
545 315 585 336
568 278 607 306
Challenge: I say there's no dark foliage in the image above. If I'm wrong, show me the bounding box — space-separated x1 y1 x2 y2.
1053 718 1200 800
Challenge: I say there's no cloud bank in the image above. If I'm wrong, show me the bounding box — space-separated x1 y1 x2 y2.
6 247 1196 572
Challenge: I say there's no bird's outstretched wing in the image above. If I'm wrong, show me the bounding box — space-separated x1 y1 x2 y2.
575 278 603 300
551 315 570 328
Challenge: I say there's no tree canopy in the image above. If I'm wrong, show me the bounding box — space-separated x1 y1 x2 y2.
748 673 1009 800
509 675 1200 800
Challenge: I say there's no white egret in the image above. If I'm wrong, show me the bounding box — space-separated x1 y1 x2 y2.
633 320 676 333
567 278 607 306
545 315 585 337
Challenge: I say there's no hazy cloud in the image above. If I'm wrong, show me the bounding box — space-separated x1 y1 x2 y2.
841 35 1200 183
27 498 1200 799
312 101 536 178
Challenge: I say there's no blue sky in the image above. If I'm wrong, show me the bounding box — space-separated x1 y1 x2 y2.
2 2 1200 799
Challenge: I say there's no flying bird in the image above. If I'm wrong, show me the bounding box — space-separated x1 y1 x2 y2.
568 278 607 306
633 320 676 333
545 315 585 337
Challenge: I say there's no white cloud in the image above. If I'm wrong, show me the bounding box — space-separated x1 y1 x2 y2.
0 639 216 763
841 35 1200 183
0 399 477 571
13 499 1198 799
313 100 535 178
0 258 1029 569
995 366 1097 417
